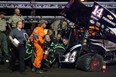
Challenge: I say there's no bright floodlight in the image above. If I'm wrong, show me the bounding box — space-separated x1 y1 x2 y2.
80 0 85 2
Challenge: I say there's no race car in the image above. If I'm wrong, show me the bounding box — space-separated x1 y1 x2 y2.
59 0 116 72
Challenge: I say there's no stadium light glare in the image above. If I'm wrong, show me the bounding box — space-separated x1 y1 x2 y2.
80 0 86 2
80 0 84 1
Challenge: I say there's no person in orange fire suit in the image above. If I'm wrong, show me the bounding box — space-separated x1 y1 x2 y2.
30 20 47 74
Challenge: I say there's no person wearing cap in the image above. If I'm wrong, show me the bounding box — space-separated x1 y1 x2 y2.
50 20 61 38
8 8 24 30
0 12 9 64
60 20 69 38
29 19 47 74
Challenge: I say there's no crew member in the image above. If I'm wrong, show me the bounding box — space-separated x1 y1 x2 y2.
9 20 26 73
8 8 24 30
0 12 9 64
30 20 47 74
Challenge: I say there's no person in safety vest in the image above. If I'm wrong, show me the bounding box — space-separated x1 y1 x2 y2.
29 19 47 74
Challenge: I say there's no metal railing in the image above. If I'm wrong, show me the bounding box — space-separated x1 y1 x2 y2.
0 1 116 9
5 16 64 23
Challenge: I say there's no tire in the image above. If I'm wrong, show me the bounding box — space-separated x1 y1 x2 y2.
89 54 103 72
76 53 103 72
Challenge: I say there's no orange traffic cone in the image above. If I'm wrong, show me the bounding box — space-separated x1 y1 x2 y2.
102 62 106 73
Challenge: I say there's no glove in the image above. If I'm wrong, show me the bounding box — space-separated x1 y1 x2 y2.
33 34 38 39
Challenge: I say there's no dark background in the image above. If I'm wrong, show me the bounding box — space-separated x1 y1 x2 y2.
0 0 114 30
0 0 110 1
0 0 110 16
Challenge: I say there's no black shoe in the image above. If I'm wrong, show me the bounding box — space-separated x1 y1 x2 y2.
20 71 26 75
44 63 50 69
8 66 16 73
0 56 4 64
9 70 13 73
32 67 36 72
9 69 14 73
36 69 44 74
41 68 48 72
0 61 4 65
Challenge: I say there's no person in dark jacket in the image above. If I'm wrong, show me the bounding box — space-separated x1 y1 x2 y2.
9 20 26 74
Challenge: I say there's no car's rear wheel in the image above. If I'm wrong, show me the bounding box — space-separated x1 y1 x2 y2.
90 55 103 71
76 53 103 72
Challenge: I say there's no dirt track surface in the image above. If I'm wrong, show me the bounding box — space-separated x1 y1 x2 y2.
0 63 116 77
